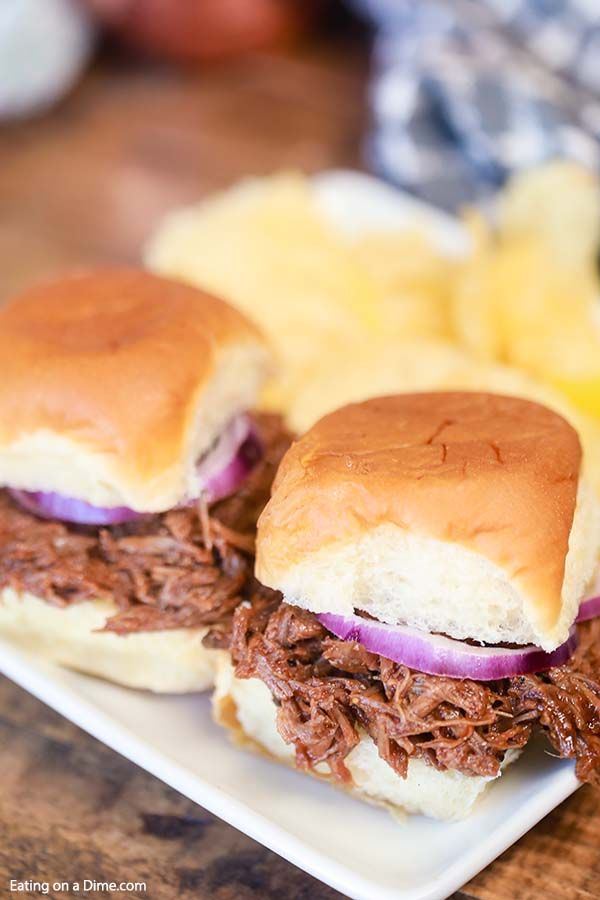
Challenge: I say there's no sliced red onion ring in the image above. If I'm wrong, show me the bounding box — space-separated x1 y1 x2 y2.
201 426 262 504
577 570 600 622
577 594 600 623
8 414 263 526
7 488 142 526
193 415 251 489
318 612 578 680
192 414 261 504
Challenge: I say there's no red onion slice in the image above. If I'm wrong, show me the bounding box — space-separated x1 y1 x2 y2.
7 489 142 526
577 595 600 623
8 414 263 526
577 570 600 622
202 427 262 503
194 415 252 490
318 612 578 680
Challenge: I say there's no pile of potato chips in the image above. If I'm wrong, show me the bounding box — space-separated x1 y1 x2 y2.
145 163 600 492
455 163 600 419
145 173 459 419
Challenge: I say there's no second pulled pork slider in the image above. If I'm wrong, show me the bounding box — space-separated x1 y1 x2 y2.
0 268 290 691
214 392 600 820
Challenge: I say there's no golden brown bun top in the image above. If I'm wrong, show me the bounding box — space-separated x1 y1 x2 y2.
0 268 270 510
257 392 582 628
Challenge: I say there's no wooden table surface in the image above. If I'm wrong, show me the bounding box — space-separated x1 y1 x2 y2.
0 34 598 900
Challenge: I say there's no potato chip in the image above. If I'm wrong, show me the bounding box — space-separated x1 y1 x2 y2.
453 188 600 421
352 231 456 340
499 161 600 270
145 173 382 412
451 211 503 361
145 173 459 415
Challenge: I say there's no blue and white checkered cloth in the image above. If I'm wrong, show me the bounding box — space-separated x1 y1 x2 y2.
352 0 600 209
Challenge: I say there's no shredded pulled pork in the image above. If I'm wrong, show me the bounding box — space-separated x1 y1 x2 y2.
0 413 291 635
509 619 600 786
214 592 600 784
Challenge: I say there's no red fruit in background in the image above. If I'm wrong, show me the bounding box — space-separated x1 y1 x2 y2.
85 0 325 62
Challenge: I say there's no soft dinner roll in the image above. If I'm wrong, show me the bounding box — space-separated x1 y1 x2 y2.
0 268 271 512
0 268 277 692
213 658 519 821
0 589 221 692
257 393 600 651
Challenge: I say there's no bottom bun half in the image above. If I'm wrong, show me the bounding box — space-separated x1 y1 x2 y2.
213 657 519 822
0 588 221 692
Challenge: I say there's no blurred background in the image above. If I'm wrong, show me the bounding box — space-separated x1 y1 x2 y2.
0 0 366 299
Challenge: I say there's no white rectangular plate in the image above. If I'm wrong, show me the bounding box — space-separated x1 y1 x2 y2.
0 171 581 900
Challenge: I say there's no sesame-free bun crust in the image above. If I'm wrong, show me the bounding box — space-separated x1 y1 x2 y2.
0 269 271 511
213 658 519 821
257 393 600 650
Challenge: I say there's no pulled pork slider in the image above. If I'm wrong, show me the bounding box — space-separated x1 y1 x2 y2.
213 392 600 820
0 268 290 692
